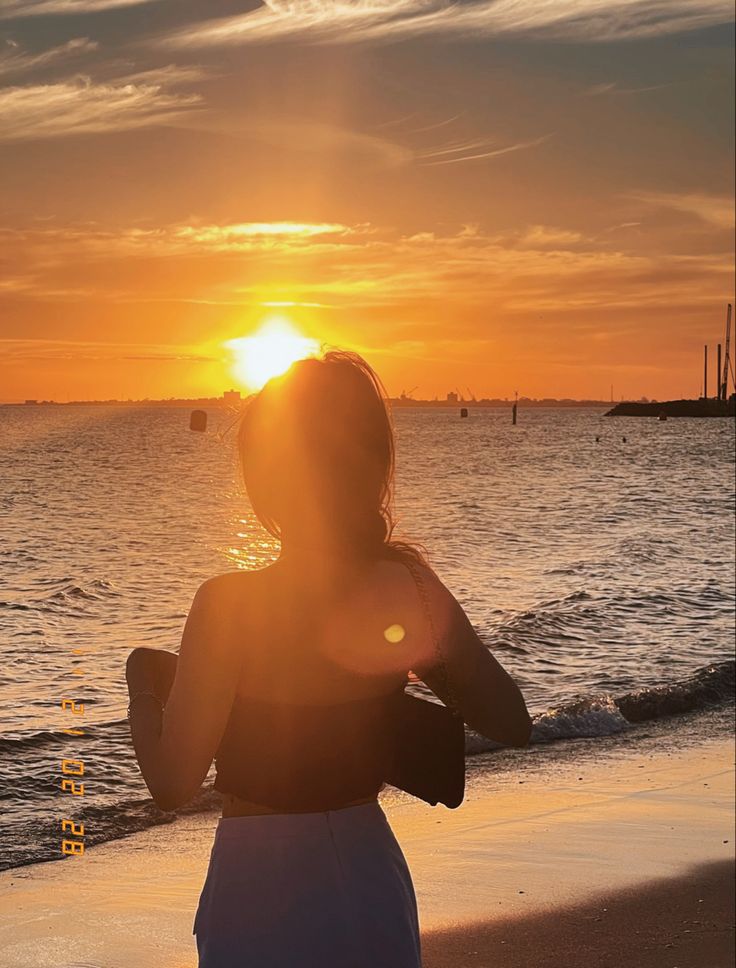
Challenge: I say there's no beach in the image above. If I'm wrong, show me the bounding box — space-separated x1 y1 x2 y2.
2 728 733 968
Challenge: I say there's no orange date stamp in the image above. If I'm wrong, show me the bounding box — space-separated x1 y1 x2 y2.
60 650 87 856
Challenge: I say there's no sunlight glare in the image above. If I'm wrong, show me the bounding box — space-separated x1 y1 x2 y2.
226 318 320 391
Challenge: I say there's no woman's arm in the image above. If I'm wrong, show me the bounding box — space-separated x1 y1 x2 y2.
411 570 533 748
126 576 244 811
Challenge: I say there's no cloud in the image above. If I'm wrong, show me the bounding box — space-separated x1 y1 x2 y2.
0 0 157 18
189 115 545 170
2 217 731 317
0 74 202 141
160 0 733 49
171 221 356 247
0 221 360 268
584 81 671 96
517 225 585 247
416 135 550 166
628 190 735 228
0 337 215 363
0 37 98 77
113 64 208 86
195 117 413 169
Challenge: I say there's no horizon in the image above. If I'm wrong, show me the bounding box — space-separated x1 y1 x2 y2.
1 390 670 406
1 3 734 401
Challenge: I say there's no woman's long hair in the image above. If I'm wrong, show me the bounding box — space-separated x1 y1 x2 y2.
237 349 427 567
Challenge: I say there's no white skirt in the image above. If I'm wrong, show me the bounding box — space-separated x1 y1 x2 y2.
193 801 422 967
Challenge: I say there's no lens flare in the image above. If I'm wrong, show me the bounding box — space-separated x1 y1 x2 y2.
383 624 406 644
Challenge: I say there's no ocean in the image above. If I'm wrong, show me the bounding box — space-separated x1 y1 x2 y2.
1 404 734 871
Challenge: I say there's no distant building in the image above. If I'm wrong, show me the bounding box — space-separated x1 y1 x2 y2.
24 399 38 405
446 391 458 404
223 389 241 405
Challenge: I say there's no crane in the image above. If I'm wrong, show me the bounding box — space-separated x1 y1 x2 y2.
721 303 732 401
400 386 418 400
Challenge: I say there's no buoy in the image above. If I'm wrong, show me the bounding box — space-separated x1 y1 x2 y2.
622 436 627 443
190 410 208 433
460 407 468 418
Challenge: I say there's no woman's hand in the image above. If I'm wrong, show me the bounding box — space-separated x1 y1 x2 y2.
126 647 178 704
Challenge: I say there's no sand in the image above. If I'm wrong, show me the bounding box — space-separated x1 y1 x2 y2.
422 858 734 968
1 734 733 968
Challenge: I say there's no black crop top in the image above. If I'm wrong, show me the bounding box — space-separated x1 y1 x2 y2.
213 683 407 812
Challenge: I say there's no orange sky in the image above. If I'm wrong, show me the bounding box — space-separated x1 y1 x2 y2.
0 2 734 402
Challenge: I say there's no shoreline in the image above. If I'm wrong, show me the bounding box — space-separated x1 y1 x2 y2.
3 675 733 874
1 733 733 967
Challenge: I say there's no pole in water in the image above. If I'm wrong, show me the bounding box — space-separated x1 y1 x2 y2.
512 390 518 425
703 344 708 400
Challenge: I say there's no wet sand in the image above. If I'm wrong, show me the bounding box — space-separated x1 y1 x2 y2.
0 735 733 968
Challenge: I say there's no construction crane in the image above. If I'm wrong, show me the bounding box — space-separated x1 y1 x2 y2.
721 303 732 401
465 387 477 402
399 386 418 400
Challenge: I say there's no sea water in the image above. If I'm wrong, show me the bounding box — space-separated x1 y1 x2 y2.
1 405 733 869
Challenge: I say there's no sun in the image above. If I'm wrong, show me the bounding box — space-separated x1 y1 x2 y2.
226 318 320 391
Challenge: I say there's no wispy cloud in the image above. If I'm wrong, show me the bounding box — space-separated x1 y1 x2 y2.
0 337 215 363
161 0 733 49
628 190 735 228
0 74 201 141
172 221 356 247
584 81 671 96
517 225 585 247
0 0 157 18
191 115 545 170
0 37 98 77
0 221 360 265
416 135 549 166
226 118 413 168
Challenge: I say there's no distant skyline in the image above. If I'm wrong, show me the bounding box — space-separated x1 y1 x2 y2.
8 392 626 406
1 1 734 402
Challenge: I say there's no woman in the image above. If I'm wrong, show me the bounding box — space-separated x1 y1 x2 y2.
126 350 532 967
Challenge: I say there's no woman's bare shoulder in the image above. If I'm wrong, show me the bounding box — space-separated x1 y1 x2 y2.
194 563 279 607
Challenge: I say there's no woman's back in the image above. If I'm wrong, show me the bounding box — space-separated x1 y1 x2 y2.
209 553 532 747
227 556 430 705
210 556 432 812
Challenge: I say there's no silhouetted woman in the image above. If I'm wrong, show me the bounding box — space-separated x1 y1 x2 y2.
126 350 532 967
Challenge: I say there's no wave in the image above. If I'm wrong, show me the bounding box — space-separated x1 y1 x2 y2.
529 658 734 742
463 659 734 753
0 718 127 756
0 579 121 618
1 659 732 871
